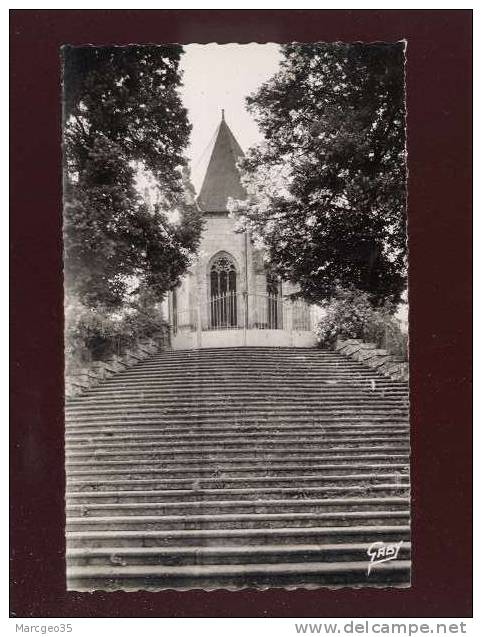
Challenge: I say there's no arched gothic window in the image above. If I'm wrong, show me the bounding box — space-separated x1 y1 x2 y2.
210 255 237 298
210 254 237 328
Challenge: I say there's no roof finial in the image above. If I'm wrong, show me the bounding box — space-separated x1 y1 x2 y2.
221 108 225 121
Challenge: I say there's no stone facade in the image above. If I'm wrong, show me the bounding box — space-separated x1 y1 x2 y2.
169 114 313 348
172 215 299 330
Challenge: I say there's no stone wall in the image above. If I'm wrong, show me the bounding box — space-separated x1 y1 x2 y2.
65 328 169 398
335 338 409 382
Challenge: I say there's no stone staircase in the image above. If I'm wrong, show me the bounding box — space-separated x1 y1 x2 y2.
65 346 411 590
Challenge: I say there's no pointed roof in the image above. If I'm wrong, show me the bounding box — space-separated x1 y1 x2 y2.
197 113 246 213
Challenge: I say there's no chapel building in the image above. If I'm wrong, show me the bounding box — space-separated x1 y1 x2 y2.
169 113 315 349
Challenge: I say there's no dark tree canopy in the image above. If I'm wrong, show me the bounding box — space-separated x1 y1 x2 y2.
63 45 190 194
63 45 202 309
233 43 407 305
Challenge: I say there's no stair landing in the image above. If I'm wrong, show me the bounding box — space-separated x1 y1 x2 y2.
172 328 317 349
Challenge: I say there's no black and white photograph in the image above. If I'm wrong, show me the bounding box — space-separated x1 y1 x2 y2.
62 41 410 591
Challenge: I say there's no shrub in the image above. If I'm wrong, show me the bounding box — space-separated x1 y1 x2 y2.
314 287 408 360
65 296 166 372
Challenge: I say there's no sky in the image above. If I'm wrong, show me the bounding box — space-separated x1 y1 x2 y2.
179 43 282 193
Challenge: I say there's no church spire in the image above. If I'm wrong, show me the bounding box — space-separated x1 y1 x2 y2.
196 113 246 213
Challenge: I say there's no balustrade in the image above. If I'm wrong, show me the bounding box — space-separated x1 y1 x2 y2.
171 293 313 334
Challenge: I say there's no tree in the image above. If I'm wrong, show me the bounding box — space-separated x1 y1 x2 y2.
231 43 407 305
63 45 202 309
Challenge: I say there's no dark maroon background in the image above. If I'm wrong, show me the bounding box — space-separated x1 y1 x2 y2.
10 10 472 618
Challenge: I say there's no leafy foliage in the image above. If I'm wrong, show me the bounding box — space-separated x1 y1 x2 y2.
63 45 190 193
231 43 407 305
315 287 407 360
63 45 203 310
65 296 166 370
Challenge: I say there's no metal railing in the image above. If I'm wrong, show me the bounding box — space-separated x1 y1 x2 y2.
209 292 239 330
172 293 313 334
289 298 313 332
249 293 284 330
172 308 198 334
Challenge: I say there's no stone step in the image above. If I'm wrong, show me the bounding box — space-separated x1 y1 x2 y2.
65 449 410 466
66 416 409 429
86 352 377 360
66 412 409 430
105 355 401 365
66 409 408 423
66 445 411 463
66 437 410 453
64 437 410 454
66 461 409 478
106 377 402 388
65 447 410 466
66 404 409 418
85 367 408 379
66 443 409 459
81 382 408 395
122 368 368 376
66 430 409 443
67 523 411 548
146 348 324 351
66 409 408 420
142 347 349 355
67 509 410 532
65 421 409 441
68 480 409 495
141 348 383 356
67 451 409 472
142 349 383 359
92 376 406 390
65 447 410 469
66 415 409 430
66 484 411 504
72 380 408 392
67 472 410 491
86 358 407 368
67 409 407 427
93 365 406 377
65 398 408 414
67 423 410 437
66 418 409 431
66 419 409 433
67 496 410 517
65 431 410 449
68 385 408 397
114 362 404 374
66 415 409 428
67 558 411 590
67 541 412 567
67 446 408 460
70 393 407 405
116 357 381 367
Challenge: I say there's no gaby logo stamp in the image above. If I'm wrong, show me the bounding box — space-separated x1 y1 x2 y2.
367 540 404 575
